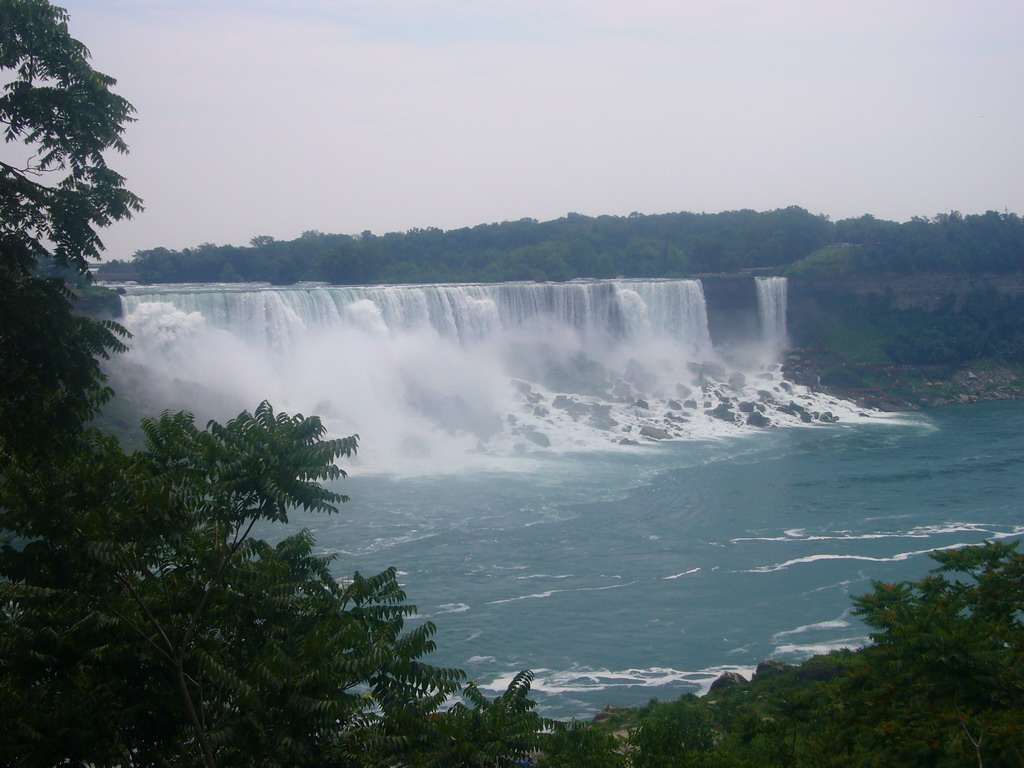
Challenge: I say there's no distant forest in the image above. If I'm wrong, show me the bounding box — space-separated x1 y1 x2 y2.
97 207 1024 285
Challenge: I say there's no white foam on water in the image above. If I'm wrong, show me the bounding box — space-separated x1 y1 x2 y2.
733 521 1023 544
515 574 574 580
771 615 851 640
486 580 639 605
486 590 561 605
662 568 701 580
431 603 471 616
745 543 978 573
481 663 757 698
802 575 871 596
772 637 870 660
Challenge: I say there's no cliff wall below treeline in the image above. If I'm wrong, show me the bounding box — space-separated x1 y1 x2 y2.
704 272 1024 409
703 272 1024 348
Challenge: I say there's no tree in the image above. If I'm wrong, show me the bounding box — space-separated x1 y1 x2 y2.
625 696 717 768
0 0 142 457
541 720 626 768
1 403 467 767
410 671 545 767
834 542 1024 767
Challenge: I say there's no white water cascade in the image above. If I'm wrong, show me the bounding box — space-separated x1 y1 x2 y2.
755 276 789 352
112 278 862 473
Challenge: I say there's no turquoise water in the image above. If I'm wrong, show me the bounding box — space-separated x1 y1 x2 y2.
283 401 1024 719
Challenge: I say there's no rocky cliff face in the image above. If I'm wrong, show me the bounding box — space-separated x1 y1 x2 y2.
701 272 1024 409
73 285 124 318
702 272 1024 348
786 273 1024 345
790 273 1024 312
700 275 759 347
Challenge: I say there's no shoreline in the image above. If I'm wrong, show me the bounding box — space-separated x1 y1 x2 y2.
783 351 1024 412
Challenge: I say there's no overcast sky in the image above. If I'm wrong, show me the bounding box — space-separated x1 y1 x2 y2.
40 0 1024 259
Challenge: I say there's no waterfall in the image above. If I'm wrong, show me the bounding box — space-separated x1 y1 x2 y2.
119 280 713 351
755 276 788 351
112 277 859 472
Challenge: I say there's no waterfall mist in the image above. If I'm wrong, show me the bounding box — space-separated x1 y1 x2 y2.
110 278 862 474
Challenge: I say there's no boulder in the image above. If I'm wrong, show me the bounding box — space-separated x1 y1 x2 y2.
552 395 589 420
708 671 747 693
589 413 618 431
591 705 623 724
639 425 673 440
778 401 813 422
667 399 683 410
738 401 755 413
522 429 550 447
728 372 747 391
746 411 770 427
753 660 791 680
709 403 735 422
683 399 698 409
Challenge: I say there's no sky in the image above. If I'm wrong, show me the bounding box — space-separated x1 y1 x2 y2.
30 0 1024 259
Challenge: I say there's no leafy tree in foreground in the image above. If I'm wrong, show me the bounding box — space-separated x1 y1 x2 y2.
0 0 142 459
833 541 1024 767
1 403 468 766
410 671 545 767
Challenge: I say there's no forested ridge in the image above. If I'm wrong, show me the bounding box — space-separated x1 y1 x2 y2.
4 1 1024 765
97 206 1024 285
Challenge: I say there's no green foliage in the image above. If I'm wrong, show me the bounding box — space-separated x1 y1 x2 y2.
626 696 717 767
541 720 626 768
1 404 468 767
785 245 865 277
409 671 545 767
0 0 140 459
0 0 142 272
838 542 1024 767
879 291 1024 366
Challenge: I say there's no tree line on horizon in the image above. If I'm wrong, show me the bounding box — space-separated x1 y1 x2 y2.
97 207 1024 285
